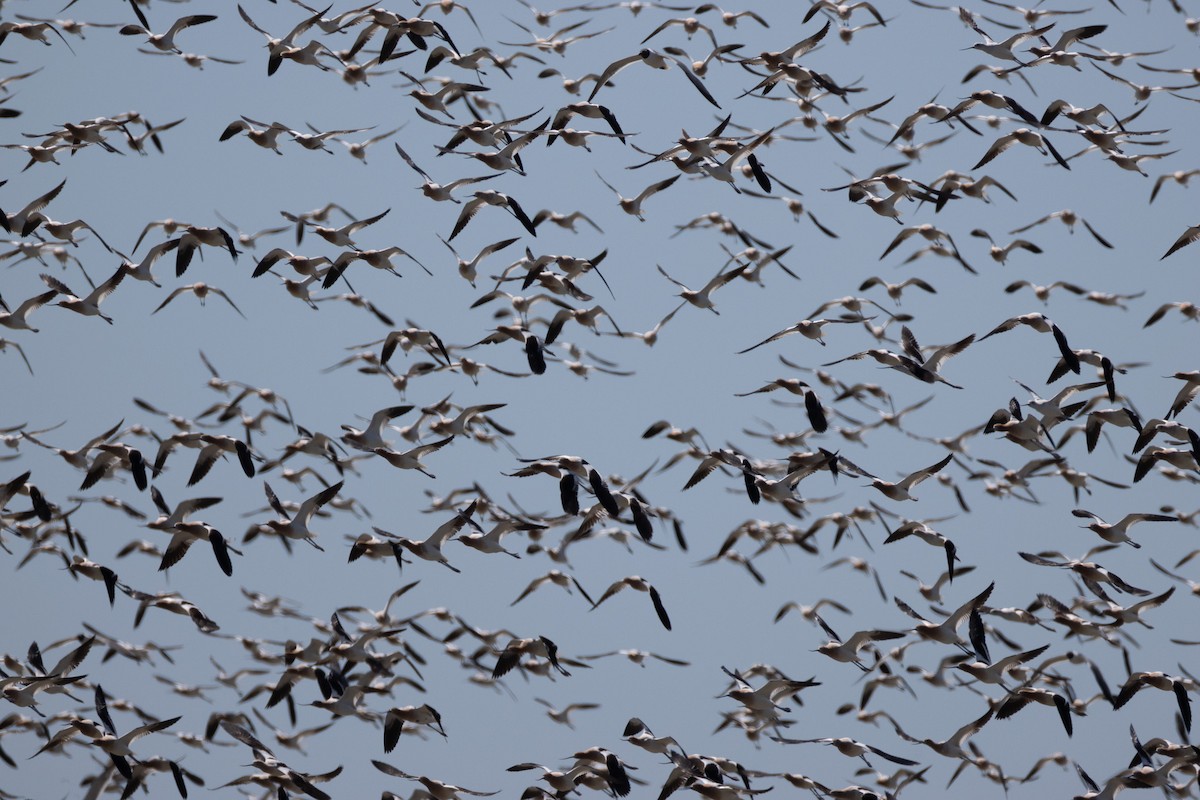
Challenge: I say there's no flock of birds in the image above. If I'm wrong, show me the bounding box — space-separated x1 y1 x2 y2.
2 0 1200 799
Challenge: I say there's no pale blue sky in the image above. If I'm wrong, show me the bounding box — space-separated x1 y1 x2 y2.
2 1 1199 798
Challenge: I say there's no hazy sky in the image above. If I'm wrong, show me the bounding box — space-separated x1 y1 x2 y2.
2 1 1200 799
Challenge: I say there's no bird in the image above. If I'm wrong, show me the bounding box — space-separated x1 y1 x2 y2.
394 143 505 204
534 698 600 729
285 207 390 248
372 501 480 572
340 404 415 452
492 636 571 679
896 326 975 389
373 761 499 800
158 518 238 577
979 313 1081 374
383 704 446 751
893 705 995 761
220 117 294 153
70 685 182 779
254 481 343 551
955 644 1051 686
588 48 721 108
1150 168 1200 203
1161 224 1200 260
1071 508 1179 548
448 191 538 240
510 569 594 605
972 128 1071 170
458 516 543 560
152 282 245 318
548 102 626 146
995 687 1076 737
1113 672 1194 733
594 172 681 220
372 437 455 478
769 735 920 768
119 14 217 53
720 666 821 720
591 575 673 630
734 321 859 352
174 225 239 276
895 581 995 655
813 616 906 670
657 262 747 315
0 288 57 332
859 276 937 305
967 23 1055 64
40 267 125 324
867 452 953 501
0 178 67 236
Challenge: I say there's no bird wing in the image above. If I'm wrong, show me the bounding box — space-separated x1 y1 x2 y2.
634 174 682 206
298 480 344 523
648 585 672 630
85 266 126 306
972 133 1017 170
898 452 953 489
1161 225 1200 260
588 52 645 101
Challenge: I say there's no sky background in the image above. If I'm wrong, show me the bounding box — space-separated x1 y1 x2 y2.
2 0 1200 798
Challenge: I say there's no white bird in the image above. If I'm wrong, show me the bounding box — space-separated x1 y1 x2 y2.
720 666 821 719
973 128 1070 170
383 704 446 752
533 698 599 730
591 575 673 630
868 452 953 501
892 706 997 764
895 581 994 652
152 282 245 318
814 615 906 669
1071 508 1179 548
657 261 748 315
440 235 520 287
1009 208 1112 249
372 436 455 478
0 288 57 332
696 128 776 189
595 172 681 220
41 267 125 324
256 480 344 551
115 239 179 287
970 228 1043 264
770 735 920 768
588 48 721 108
219 117 294 154
372 501 480 573
0 178 66 236
119 14 217 53
338 126 401 163
159 519 238 577
1150 168 1200 203
979 313 1081 374
394 142 505 205
458 516 543 559
510 569 594 604
955 644 1050 686
285 208 390 248
448 191 538 241
967 22 1054 64
175 225 239 276
341 405 414 452
1160 224 1200 260
492 635 571 678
